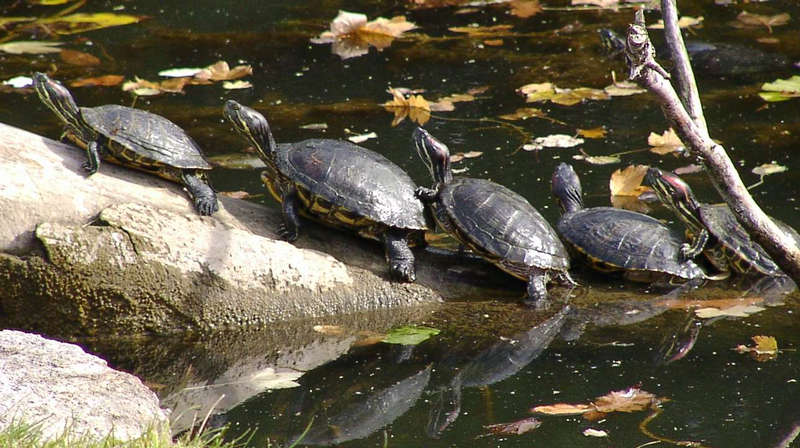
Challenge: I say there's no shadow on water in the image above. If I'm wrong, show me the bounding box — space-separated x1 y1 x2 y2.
4 0 800 446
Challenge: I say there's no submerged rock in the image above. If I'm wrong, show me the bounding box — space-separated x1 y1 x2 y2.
0 330 168 442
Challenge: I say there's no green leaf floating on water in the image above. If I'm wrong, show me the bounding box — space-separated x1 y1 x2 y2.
382 325 440 345
759 75 800 102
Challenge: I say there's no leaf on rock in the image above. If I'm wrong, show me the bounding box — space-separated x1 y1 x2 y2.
509 0 543 18
530 403 593 415
732 11 790 33
483 417 541 436
648 128 684 155
695 304 765 319
577 127 606 139
59 49 101 66
37 12 145 35
609 165 651 196
311 10 417 59
382 325 440 345
0 41 63 54
70 75 125 87
648 16 704 30
383 87 431 126
523 134 583 151
759 75 800 102
752 162 787 177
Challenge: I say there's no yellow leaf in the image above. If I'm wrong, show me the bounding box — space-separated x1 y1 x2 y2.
38 12 145 35
752 335 778 354
647 128 684 155
448 24 513 36
0 41 62 54
592 387 658 413
498 107 546 121
577 127 607 139
649 16 704 29
383 87 430 126
752 163 787 177
609 165 651 197
530 403 593 415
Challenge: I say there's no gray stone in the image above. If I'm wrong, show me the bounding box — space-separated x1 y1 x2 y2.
0 330 169 442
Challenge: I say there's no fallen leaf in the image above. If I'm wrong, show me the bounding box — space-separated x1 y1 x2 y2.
648 16 704 29
448 24 513 36
449 151 483 163
695 304 766 319
733 11 790 33
577 127 606 139
194 60 253 81
122 76 191 96
610 165 651 196
429 91 478 112
299 123 328 130
531 403 593 415
0 41 63 54
604 80 646 97
311 10 417 59
483 417 541 436
735 335 778 361
483 39 504 47
592 387 657 413
498 107 546 121
383 87 431 126
523 134 583 151
752 162 787 177
759 75 800 102
158 67 204 78
583 428 609 437
517 82 608 106
347 131 377 143
37 12 145 35
2 76 33 88
382 325 440 345
648 128 684 155
574 154 620 165
59 49 101 66
70 75 125 87
509 0 543 18
222 80 253 90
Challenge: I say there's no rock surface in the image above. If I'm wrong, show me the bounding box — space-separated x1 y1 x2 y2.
0 122 513 336
0 330 168 442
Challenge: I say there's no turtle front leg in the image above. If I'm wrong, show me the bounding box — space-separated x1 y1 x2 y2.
415 186 438 203
181 170 219 216
83 141 101 175
524 271 550 310
383 228 416 282
681 228 709 260
279 186 301 242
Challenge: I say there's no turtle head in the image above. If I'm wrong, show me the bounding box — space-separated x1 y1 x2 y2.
598 28 625 56
413 127 452 186
33 72 85 133
644 167 704 230
223 100 277 162
551 163 583 215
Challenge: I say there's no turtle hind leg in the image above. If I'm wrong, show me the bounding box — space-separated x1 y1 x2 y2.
523 270 550 310
83 141 101 175
181 170 219 216
279 186 301 242
383 228 416 282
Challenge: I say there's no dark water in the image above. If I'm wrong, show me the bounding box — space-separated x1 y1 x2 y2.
3 0 800 446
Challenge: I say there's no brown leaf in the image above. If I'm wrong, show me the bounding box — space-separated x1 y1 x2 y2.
194 60 253 81
530 403 593 415
609 164 651 196
310 11 416 59
383 87 431 126
59 49 101 66
733 11 790 33
70 75 124 87
577 127 606 139
592 387 657 413
483 39 504 47
483 417 541 436
509 0 543 18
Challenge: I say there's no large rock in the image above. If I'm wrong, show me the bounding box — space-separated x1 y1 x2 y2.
0 122 512 336
0 330 168 442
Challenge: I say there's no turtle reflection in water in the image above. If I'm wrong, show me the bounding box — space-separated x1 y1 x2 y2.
551 163 708 285
644 167 800 277
223 100 429 282
32 73 218 216
413 127 573 308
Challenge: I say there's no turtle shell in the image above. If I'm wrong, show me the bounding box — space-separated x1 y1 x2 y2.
699 204 788 276
276 139 428 230
438 177 569 273
82 105 211 170
558 207 704 280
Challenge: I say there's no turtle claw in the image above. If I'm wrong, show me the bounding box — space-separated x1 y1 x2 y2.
679 243 693 261
81 161 97 175
391 262 416 283
278 224 298 242
195 197 219 216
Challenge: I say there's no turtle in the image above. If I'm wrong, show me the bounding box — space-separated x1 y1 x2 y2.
550 162 707 284
32 72 218 216
599 28 791 78
644 167 800 276
223 100 428 282
412 127 573 308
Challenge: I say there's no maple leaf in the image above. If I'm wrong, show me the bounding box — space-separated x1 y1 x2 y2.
311 11 417 59
609 165 651 197
194 60 253 81
592 387 657 413
648 128 684 155
383 87 431 126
